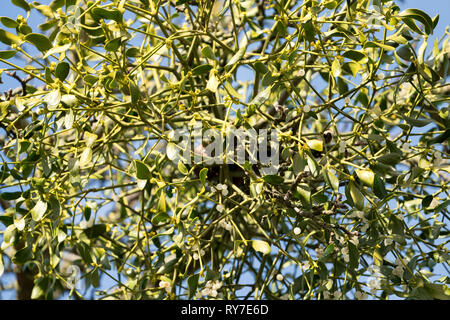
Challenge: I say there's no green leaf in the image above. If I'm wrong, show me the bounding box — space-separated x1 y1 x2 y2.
79 147 92 166
166 142 178 161
205 268 221 281
43 43 71 59
387 34 409 45
84 74 98 86
305 152 320 178
55 62 70 81
76 242 94 264
226 36 248 67
84 224 107 239
252 240 271 255
343 61 361 77
199 168 208 185
11 0 30 12
225 81 244 101
262 175 284 185
293 152 306 174
422 195 433 208
348 242 360 269
105 37 121 51
319 243 335 261
250 182 263 197
399 8 434 35
0 50 15 59
31 279 46 299
151 211 170 225
134 160 152 179
0 17 18 28
401 115 433 127
25 33 53 52
306 139 323 152
249 86 271 106
1 191 22 200
331 59 341 77
187 274 200 298
296 183 311 208
253 61 269 74
373 175 387 199
201 45 215 60
432 14 439 30
3 224 15 243
157 191 167 212
401 17 424 35
129 81 140 104
192 64 213 76
31 200 48 222
0 29 21 46
12 247 32 264
312 193 328 205
323 0 337 9
0 254 4 277
364 41 395 51
342 50 368 63
418 63 441 84
373 248 383 266
126 47 140 57
376 153 402 166
396 45 414 61
434 199 450 213
91 8 123 23
349 181 365 210
390 215 405 238
206 71 220 93
427 129 450 146
177 161 188 175
323 169 339 192
262 71 276 86
422 283 450 300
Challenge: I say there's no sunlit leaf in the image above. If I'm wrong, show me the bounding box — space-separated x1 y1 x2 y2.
252 240 271 255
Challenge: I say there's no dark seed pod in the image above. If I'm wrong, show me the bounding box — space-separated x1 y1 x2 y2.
311 149 322 158
323 130 333 144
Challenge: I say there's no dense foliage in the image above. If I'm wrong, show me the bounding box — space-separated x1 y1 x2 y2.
0 0 449 300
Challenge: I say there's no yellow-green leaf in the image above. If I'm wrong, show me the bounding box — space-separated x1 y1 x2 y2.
79 147 92 166
178 161 188 175
356 169 375 187
201 45 215 60
31 200 48 222
373 248 383 266
349 181 365 210
206 72 220 93
0 254 4 277
252 240 271 255
364 41 395 51
331 59 341 77
0 29 20 46
306 139 323 152
158 191 166 212
199 168 208 185
324 169 339 192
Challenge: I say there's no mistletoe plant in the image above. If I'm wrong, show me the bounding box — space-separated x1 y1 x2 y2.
0 0 449 300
